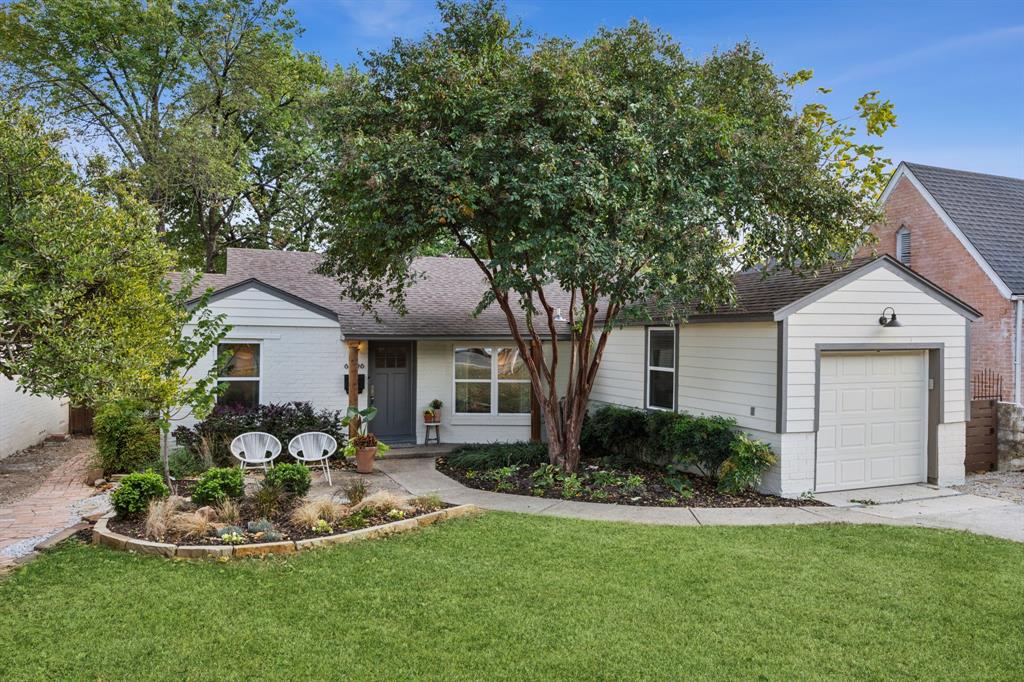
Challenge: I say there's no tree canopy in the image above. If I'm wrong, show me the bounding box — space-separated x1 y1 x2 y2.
316 0 895 470
0 0 328 271
0 103 225 406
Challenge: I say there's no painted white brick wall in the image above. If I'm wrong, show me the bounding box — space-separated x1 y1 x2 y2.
0 376 68 459
180 324 347 432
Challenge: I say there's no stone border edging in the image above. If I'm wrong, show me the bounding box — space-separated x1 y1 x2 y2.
91 504 481 560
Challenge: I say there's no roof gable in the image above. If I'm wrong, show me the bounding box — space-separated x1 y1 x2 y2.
880 162 1024 296
772 256 981 322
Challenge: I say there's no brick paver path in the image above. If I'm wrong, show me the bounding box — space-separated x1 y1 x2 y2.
0 438 107 572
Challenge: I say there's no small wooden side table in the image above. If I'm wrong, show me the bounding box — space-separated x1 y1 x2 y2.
424 421 441 445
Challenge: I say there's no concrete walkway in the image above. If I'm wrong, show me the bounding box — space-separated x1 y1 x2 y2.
376 459 1024 543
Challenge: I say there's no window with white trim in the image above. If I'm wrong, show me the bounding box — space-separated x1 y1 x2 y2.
646 328 675 410
217 343 260 409
454 347 531 415
896 226 911 266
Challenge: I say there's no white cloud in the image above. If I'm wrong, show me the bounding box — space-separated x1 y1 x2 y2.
832 24 1024 85
337 0 438 38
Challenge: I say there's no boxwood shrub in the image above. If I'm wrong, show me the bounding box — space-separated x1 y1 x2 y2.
110 471 169 518
191 467 245 506
264 463 311 497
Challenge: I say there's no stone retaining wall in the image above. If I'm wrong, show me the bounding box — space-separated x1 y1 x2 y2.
92 504 480 560
996 401 1024 471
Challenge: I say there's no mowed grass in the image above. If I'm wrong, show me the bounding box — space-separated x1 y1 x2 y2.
1 514 1022 681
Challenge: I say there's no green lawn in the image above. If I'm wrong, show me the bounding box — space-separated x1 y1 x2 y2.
1 514 1022 681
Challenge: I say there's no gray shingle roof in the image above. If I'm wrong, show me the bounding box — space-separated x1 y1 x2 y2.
179 248 574 338
905 162 1024 294
175 250 978 336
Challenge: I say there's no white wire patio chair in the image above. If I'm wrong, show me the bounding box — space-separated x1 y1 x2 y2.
287 432 338 486
230 432 282 473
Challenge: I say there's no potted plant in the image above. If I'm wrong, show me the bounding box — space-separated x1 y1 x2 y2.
429 398 443 423
341 406 391 474
423 408 435 423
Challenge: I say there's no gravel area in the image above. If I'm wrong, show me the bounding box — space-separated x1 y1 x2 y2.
954 470 1024 505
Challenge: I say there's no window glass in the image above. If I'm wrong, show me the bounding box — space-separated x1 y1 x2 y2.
455 381 491 413
219 379 259 409
498 382 531 414
648 331 674 369
455 348 492 380
648 369 674 410
220 343 259 377
497 348 529 380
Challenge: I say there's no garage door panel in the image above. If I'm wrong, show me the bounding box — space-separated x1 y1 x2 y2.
816 351 927 492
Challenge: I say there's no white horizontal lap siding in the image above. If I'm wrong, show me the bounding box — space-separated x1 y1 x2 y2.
588 327 645 408
784 267 968 434
206 286 338 328
677 322 777 432
416 339 570 444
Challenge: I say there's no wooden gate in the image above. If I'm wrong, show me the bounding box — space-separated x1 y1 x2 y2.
69 406 94 435
965 399 997 472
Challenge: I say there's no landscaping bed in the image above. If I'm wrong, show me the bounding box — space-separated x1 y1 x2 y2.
437 458 820 507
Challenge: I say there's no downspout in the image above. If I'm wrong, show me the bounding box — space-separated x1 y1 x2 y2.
1015 298 1023 405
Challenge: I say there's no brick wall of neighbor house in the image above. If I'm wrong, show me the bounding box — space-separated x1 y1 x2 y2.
865 176 1018 399
0 376 68 459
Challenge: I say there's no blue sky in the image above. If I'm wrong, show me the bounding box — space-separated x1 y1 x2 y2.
291 0 1024 177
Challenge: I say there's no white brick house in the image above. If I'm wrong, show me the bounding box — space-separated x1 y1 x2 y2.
180 249 978 497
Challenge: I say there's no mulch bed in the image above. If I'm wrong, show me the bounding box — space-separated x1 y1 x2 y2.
108 496 440 545
436 458 823 508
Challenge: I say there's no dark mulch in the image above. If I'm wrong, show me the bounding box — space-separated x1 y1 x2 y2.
436 458 823 508
108 496 439 546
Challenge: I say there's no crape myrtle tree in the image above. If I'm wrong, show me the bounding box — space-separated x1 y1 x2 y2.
317 0 895 472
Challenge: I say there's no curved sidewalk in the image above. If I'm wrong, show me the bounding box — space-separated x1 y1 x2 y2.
376 458 1024 542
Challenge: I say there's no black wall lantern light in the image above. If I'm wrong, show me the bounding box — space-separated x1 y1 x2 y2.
878 306 902 328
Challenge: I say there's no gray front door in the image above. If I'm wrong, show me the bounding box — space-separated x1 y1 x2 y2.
369 341 414 441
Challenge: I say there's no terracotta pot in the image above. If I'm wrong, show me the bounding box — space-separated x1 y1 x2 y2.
432 409 441 423
355 446 377 474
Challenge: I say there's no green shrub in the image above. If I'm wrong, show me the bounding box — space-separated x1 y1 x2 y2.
264 463 311 497
172 402 344 468
110 472 169 518
191 467 245 506
93 400 160 474
560 473 584 499
446 441 547 470
167 448 207 479
717 434 777 495
580 405 648 464
666 414 738 476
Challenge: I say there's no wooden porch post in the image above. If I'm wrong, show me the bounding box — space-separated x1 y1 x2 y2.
530 339 542 442
347 340 361 438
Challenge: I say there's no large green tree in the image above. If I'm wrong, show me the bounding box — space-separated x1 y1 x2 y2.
0 0 327 272
0 103 227 409
318 1 895 471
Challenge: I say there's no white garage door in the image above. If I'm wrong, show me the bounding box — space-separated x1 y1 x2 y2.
816 351 927 492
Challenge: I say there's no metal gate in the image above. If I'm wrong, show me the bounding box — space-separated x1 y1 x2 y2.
965 369 1003 472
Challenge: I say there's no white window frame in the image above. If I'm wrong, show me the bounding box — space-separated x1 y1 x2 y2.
896 226 911 266
216 341 262 407
453 346 532 416
646 327 676 411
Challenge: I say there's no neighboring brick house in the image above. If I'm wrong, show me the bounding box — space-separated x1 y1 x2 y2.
866 162 1024 404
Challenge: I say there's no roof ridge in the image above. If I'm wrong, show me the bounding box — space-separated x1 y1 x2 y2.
904 161 1024 184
